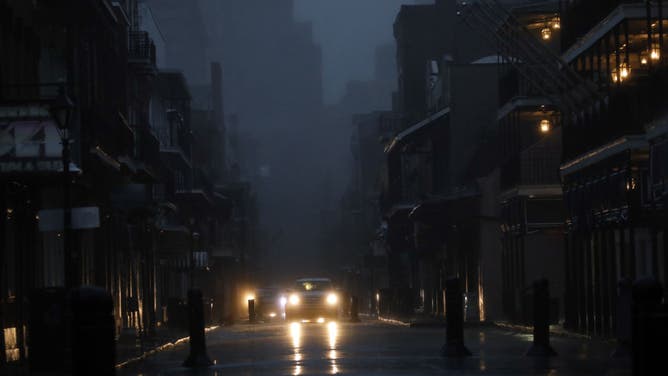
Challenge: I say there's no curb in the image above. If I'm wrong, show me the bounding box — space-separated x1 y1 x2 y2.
114 325 220 369
377 316 411 326
491 321 593 341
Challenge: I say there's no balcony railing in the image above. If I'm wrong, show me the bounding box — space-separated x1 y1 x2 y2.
128 31 156 67
564 65 668 160
562 1 646 50
501 133 562 191
651 136 668 202
498 68 549 107
193 168 214 195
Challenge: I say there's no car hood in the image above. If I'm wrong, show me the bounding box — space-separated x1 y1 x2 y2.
296 291 327 298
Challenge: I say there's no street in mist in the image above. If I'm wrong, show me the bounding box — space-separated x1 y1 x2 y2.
1 0 667 375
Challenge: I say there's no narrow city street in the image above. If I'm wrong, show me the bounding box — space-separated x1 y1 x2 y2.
4 0 668 374
117 319 630 376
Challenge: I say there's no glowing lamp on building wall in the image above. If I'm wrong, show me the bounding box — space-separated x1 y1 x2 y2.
620 63 631 80
541 27 552 41
651 43 661 61
551 16 561 30
641 50 649 65
539 119 551 133
612 63 631 83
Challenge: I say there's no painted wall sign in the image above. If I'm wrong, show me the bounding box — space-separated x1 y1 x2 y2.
0 117 77 174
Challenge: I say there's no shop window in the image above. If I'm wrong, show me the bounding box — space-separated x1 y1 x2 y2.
3 327 19 362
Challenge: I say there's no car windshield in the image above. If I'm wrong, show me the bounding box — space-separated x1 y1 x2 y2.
257 288 278 299
294 280 332 291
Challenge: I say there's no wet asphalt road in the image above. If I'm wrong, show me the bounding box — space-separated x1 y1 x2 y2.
117 319 631 375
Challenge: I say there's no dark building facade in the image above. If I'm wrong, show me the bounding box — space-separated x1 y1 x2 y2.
378 0 504 321
490 1 566 324
558 1 668 336
0 0 247 365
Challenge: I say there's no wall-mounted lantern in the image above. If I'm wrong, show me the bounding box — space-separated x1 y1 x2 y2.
539 119 551 134
541 27 552 41
650 43 661 61
612 62 631 83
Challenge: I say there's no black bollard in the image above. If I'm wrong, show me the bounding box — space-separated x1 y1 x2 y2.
248 298 257 324
631 277 664 376
611 278 632 358
526 279 556 357
350 296 361 323
441 278 471 357
29 287 67 373
69 286 115 376
183 289 213 368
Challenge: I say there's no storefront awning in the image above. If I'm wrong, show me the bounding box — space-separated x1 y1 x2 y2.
385 107 450 154
90 146 121 172
497 96 552 120
160 146 191 170
560 135 647 177
386 204 415 221
409 190 481 224
157 224 191 254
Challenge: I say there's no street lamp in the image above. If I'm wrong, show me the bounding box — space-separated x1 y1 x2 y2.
190 230 200 288
50 85 75 289
51 87 74 130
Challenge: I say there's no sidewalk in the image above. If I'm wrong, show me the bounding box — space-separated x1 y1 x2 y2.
0 325 221 375
115 324 223 369
115 326 188 368
492 320 596 340
376 313 594 339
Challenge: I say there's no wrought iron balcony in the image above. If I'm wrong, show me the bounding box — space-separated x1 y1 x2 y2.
561 0 646 51
128 31 156 69
501 132 562 192
564 65 668 160
650 134 668 204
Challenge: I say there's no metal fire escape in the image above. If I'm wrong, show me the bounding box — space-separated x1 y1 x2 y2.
457 0 603 118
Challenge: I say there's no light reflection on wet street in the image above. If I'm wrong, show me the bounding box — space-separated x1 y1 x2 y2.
117 320 631 375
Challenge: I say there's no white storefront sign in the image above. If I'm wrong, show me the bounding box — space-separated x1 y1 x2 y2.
38 207 101 232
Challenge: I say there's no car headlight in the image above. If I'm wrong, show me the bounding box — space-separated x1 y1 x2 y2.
326 293 338 305
289 294 300 305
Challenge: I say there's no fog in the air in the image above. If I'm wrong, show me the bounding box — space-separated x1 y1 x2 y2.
146 0 431 283
295 0 429 103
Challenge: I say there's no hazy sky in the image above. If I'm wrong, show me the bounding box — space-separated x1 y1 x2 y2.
294 0 420 104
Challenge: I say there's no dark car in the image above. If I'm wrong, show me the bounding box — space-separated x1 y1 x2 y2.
253 287 287 321
285 278 340 322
